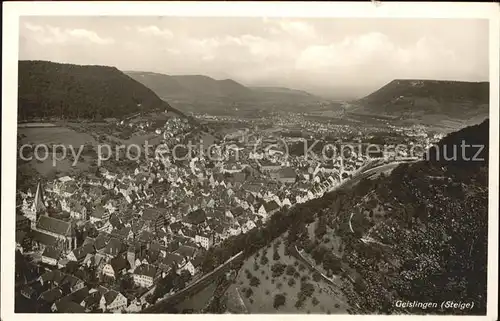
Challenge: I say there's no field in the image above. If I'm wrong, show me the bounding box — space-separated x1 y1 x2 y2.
18 126 96 146
17 125 98 179
228 236 350 314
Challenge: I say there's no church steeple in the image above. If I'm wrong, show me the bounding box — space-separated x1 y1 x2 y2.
32 181 47 214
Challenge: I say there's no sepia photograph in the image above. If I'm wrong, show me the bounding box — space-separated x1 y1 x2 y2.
2 1 499 319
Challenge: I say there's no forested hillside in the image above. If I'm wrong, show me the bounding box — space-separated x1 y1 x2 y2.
184 119 489 314
18 60 183 121
355 79 489 118
296 119 489 314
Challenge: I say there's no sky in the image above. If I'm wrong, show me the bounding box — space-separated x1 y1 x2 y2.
19 17 489 98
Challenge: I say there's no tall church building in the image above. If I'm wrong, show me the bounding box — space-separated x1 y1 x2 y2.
24 181 77 253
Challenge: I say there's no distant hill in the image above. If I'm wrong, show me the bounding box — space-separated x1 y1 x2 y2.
173 75 252 98
353 79 489 119
249 86 317 101
18 61 186 121
125 71 324 114
125 71 252 100
249 86 313 97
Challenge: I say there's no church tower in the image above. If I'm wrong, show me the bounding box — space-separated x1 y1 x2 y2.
30 181 47 229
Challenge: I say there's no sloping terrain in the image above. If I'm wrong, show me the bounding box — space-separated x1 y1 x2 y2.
173 75 252 98
352 79 489 120
249 86 318 103
18 60 185 121
227 236 349 314
203 119 489 315
125 71 325 115
125 71 252 100
294 119 489 314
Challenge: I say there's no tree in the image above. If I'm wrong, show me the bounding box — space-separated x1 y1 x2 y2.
249 276 260 287
180 270 192 283
298 282 315 301
286 265 296 276
145 294 156 305
273 294 286 309
245 287 253 298
271 263 286 278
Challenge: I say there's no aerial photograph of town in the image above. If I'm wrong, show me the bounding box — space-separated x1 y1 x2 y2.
9 12 493 315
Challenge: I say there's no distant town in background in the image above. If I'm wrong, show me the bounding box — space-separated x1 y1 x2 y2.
14 16 490 315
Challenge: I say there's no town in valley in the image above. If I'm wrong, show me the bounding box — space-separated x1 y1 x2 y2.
12 16 491 315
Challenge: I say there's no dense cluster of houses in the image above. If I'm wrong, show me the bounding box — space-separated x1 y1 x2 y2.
15 115 374 313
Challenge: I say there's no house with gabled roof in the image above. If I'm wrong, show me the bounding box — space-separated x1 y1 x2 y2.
132 264 158 288
95 220 113 233
228 224 242 237
60 274 86 293
231 206 245 218
275 167 297 184
138 248 160 267
126 242 146 271
109 214 124 231
80 290 102 312
59 199 87 221
20 285 37 300
183 209 206 227
99 289 127 312
259 159 281 172
180 227 197 240
41 246 61 266
102 256 128 279
101 237 126 258
67 244 95 263
38 269 64 287
160 252 185 271
240 219 257 234
258 200 281 218
59 181 78 198
180 260 196 276
195 231 214 250
90 205 109 224
38 287 64 310
93 233 110 252
112 226 134 242
83 253 106 272
282 197 293 207
52 299 86 313
169 221 183 234
141 208 166 233
174 245 197 260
